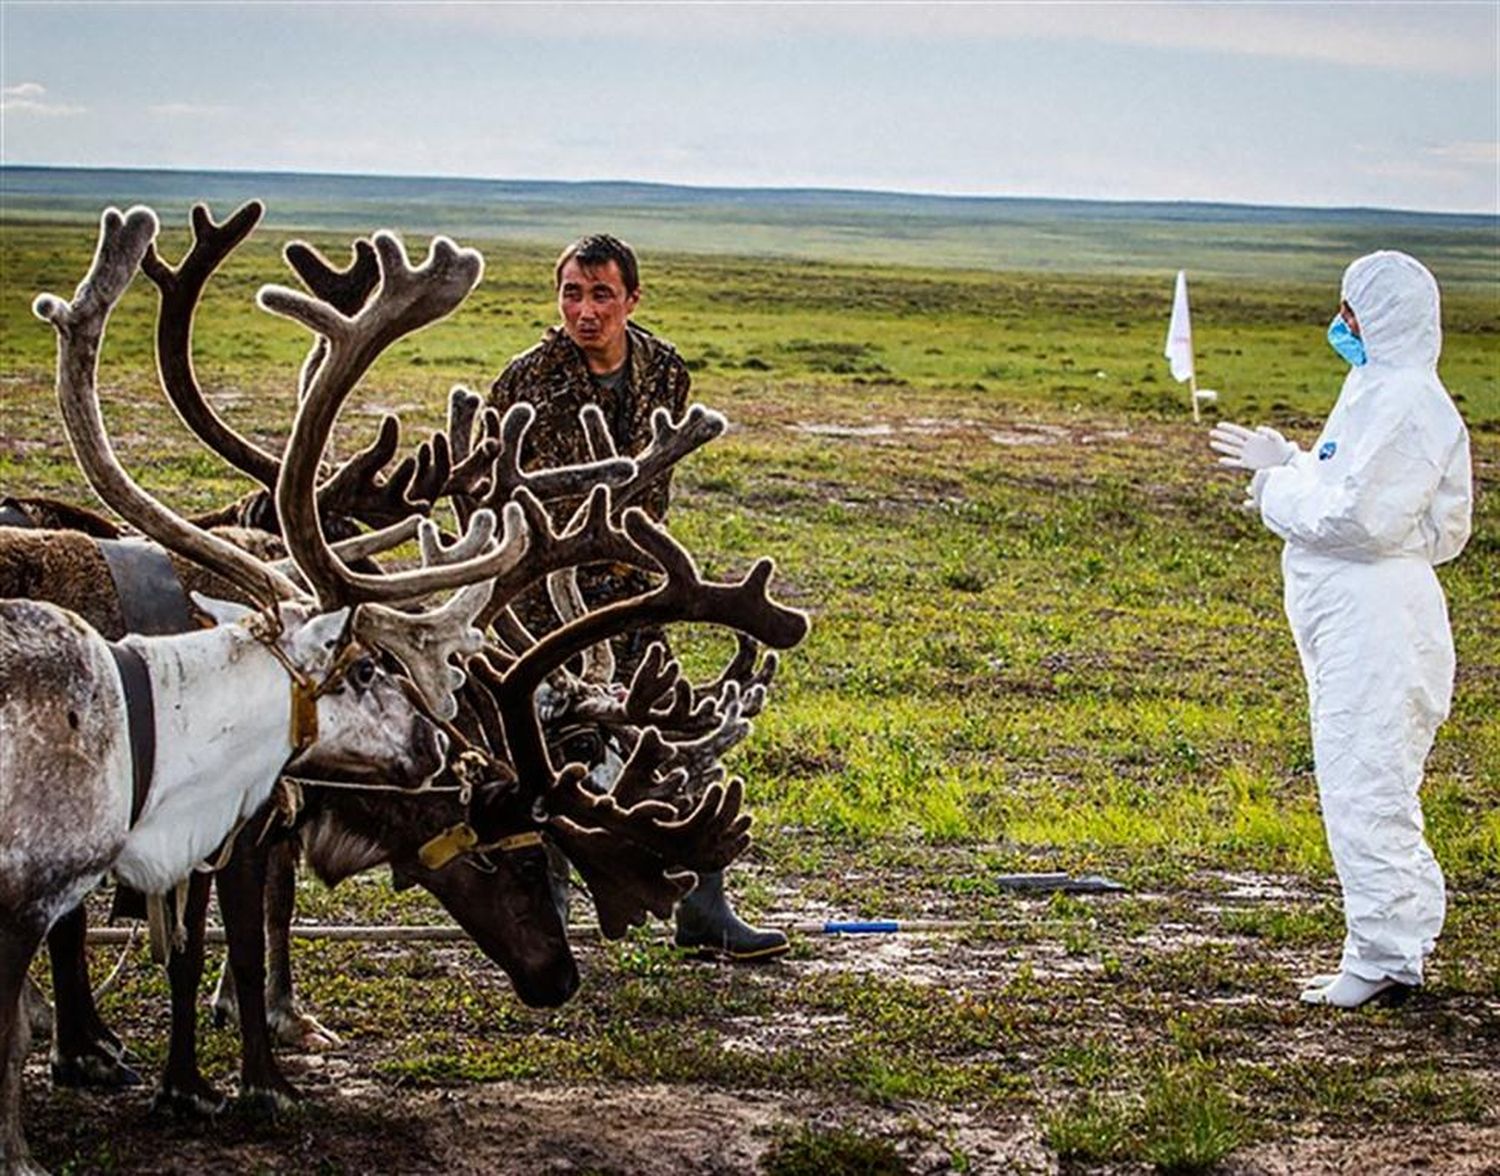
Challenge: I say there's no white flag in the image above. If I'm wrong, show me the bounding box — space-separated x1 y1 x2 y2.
1164 270 1195 384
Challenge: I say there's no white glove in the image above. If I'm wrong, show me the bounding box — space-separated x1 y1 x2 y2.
1209 422 1296 471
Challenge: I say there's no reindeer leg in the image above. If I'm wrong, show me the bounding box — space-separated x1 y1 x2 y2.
264 840 340 1052
216 835 299 1117
0 923 48 1176
152 874 224 1117
20 979 50 1046
46 906 141 1089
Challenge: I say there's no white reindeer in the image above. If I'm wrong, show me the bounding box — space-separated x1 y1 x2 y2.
0 206 527 1176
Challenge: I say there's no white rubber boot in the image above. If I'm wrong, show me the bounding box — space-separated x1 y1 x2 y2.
1299 971 1409 1008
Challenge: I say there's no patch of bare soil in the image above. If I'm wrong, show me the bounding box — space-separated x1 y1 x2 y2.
26 1071 1050 1176
19 864 1500 1175
1224 1126 1500 1176
784 418 1133 449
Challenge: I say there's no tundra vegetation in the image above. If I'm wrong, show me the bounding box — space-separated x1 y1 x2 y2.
0 197 1496 1174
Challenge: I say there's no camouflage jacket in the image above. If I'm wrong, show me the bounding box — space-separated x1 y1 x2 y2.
489 322 691 522
489 322 691 663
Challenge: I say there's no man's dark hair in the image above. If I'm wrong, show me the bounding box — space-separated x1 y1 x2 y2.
554 234 640 296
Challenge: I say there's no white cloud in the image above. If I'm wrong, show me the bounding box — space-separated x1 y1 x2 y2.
0 81 85 116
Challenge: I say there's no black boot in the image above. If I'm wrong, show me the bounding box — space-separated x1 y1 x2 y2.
673 870 788 962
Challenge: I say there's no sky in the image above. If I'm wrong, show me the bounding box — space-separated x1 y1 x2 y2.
2 1 1497 215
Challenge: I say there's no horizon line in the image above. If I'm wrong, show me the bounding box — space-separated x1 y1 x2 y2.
2 160 1493 222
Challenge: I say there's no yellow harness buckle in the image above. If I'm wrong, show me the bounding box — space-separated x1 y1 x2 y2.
417 823 479 870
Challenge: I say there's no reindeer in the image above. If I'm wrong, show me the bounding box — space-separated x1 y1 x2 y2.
1 205 532 1175
9 205 808 1129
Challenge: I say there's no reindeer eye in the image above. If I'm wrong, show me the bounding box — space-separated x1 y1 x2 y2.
551 729 602 764
349 656 379 690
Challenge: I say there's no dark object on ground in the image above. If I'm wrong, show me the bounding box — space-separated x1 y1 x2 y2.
994 872 1127 894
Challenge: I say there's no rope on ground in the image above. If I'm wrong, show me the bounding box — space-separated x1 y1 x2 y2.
82 917 1062 946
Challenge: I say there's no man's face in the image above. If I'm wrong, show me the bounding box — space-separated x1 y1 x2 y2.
557 258 639 370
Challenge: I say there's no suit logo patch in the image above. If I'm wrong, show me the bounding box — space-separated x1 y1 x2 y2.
1318 441 1338 461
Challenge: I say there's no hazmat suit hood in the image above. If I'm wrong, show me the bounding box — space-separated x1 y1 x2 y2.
1341 251 1441 371
1255 248 1471 566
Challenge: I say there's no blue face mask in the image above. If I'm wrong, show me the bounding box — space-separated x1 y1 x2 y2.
1327 315 1367 367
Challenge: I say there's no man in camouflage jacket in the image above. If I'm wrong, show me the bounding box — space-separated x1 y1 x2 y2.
489 234 788 963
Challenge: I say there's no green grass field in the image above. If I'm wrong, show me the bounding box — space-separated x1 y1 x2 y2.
2 197 1497 1174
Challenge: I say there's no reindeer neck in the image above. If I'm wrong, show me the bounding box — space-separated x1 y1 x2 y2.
110 623 295 894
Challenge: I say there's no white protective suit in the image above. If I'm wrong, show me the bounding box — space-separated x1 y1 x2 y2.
1252 251 1472 987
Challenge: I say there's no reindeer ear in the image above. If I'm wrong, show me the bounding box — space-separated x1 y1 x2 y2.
296 606 353 652
189 591 256 627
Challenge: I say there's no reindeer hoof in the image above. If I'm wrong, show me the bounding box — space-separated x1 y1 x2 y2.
275 1012 343 1052
51 1050 143 1089
234 1083 301 1120
151 1081 228 1118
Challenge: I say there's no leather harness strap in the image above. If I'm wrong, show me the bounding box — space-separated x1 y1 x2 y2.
107 641 156 827
96 538 194 637
0 500 35 528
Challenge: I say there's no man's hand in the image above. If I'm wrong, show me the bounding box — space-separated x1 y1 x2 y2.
1209 422 1296 471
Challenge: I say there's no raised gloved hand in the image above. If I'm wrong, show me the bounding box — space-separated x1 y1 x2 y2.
1209 423 1296 471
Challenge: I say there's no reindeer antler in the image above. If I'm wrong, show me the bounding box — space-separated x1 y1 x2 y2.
140 207 466 534
260 232 551 608
284 238 380 317
455 494 806 934
545 772 752 939
465 402 637 513
586 404 728 519
139 201 286 492
36 206 302 605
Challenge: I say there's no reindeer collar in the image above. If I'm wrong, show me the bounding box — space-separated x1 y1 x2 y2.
417 824 544 870
106 641 156 827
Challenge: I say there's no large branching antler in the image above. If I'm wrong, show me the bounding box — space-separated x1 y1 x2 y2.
288 245 490 525
143 206 488 532
576 403 728 520
547 771 751 939
34 206 301 606
462 504 807 937
41 207 499 720
260 231 542 608
139 201 285 492
459 402 637 522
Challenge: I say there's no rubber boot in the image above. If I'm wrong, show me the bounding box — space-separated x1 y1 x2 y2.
673 871 788 962
1299 971 1412 1009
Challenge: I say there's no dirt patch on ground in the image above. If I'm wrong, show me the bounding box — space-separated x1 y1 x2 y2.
19 861 1500 1175
1225 1126 1500 1176
785 418 1132 449
28 1072 1049 1175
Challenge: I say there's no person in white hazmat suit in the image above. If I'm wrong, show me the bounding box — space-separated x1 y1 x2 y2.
1209 251 1472 1010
